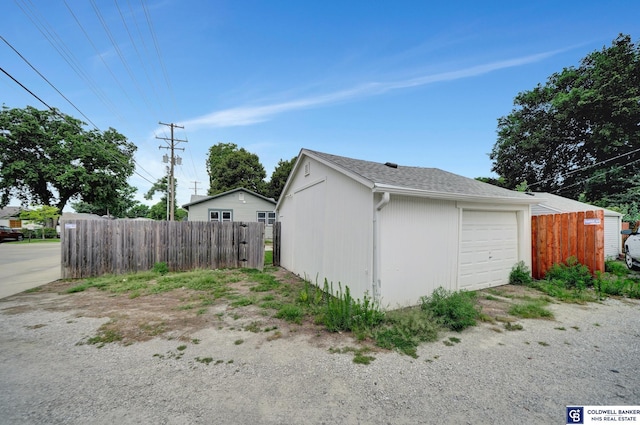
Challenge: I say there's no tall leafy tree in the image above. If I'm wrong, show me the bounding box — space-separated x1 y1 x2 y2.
0 106 136 211
71 184 139 217
144 176 186 220
490 34 640 203
266 156 297 200
206 143 266 195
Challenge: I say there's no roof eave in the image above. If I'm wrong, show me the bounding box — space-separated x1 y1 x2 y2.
372 184 540 204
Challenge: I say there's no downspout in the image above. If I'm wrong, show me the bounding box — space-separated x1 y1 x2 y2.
372 192 390 304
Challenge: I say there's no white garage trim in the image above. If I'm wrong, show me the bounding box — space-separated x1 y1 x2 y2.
459 210 518 291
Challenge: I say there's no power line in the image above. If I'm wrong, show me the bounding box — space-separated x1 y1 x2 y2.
0 66 53 110
1 35 100 130
528 146 640 188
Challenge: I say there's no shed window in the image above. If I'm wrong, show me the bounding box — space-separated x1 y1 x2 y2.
257 211 276 225
210 210 233 222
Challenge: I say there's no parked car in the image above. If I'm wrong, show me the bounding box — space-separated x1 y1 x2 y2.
0 225 24 242
622 228 640 270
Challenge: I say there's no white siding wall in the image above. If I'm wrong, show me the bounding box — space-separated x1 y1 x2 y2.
377 196 459 308
278 158 373 298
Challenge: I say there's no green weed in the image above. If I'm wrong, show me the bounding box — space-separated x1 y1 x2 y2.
275 304 303 324
509 261 532 286
508 300 554 319
420 287 479 331
152 262 169 275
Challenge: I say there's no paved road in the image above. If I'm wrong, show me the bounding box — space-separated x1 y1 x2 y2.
0 242 60 299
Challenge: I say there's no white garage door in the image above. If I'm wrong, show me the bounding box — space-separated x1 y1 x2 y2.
459 210 518 291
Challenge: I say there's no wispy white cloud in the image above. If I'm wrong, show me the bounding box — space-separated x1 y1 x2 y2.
182 49 562 130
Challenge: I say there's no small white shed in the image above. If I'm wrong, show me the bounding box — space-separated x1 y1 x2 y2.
182 188 277 239
529 192 623 260
276 149 538 308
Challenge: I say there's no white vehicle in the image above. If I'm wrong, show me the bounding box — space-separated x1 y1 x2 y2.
622 229 640 270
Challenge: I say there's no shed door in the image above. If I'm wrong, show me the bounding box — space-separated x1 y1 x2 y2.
459 210 518 291
604 215 621 259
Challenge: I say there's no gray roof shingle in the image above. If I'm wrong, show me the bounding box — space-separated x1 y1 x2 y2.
304 149 534 201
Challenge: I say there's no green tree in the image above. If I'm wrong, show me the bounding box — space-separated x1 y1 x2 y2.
266 156 297 200
20 205 60 238
71 184 139 217
144 176 186 220
126 203 150 218
490 34 640 203
206 143 266 195
0 106 136 211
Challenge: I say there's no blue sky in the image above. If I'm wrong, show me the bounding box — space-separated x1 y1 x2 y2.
2 0 639 210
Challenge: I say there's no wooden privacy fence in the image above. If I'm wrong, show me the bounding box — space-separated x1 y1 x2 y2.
272 222 281 267
61 220 265 279
531 210 604 279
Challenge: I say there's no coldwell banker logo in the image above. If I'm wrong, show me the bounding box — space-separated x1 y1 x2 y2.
567 406 584 424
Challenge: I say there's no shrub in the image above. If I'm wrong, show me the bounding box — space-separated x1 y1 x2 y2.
152 262 169 275
544 257 592 290
605 260 628 277
374 308 439 357
420 287 478 331
509 261 532 286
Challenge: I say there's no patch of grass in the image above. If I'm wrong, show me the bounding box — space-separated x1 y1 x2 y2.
538 341 549 347
177 345 187 351
245 269 281 292
508 300 554 319
328 346 376 364
234 339 244 345
555 326 566 331
420 287 479 331
264 250 273 265
244 321 262 333
195 357 213 364
230 297 254 307
484 294 500 301
605 260 629 277
86 328 123 348
532 279 597 303
275 304 303 324
373 308 438 358
139 322 167 337
448 336 461 344
504 322 523 331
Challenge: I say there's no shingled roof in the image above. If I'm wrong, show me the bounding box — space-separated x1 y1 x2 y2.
0 206 23 219
303 149 537 202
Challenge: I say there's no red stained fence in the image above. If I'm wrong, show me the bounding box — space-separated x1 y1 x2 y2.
531 210 605 279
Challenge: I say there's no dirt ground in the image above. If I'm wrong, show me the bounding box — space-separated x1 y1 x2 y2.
1 268 555 349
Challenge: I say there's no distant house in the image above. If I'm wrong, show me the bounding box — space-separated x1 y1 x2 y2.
0 206 24 228
182 188 277 239
529 192 623 260
276 149 539 308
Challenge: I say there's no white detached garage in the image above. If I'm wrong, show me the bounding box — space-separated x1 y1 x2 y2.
276 149 538 308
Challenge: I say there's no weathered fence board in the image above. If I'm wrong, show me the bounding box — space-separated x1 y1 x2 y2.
61 220 265 278
531 210 604 279
272 222 281 267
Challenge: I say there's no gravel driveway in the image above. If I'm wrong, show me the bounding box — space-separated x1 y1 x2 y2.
1 289 639 424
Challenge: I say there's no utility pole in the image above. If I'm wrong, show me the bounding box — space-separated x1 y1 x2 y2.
190 181 202 196
157 122 186 221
